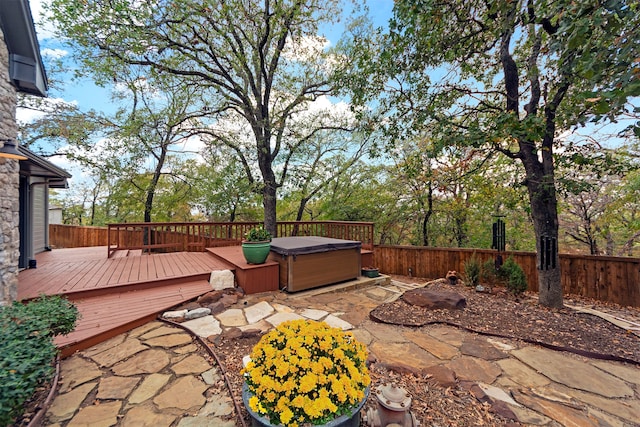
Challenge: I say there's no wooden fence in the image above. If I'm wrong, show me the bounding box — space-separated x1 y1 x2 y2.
50 224 109 248
373 245 640 307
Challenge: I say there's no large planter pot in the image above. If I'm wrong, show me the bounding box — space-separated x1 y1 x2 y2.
361 267 379 278
241 241 271 264
242 383 369 427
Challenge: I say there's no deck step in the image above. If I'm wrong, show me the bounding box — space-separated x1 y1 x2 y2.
55 279 212 357
111 249 129 258
206 246 280 294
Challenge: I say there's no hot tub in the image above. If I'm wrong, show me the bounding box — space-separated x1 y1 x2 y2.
268 236 362 292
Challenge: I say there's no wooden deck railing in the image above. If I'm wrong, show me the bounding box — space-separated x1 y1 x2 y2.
106 221 375 258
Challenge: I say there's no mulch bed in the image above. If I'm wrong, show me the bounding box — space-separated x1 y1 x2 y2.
371 281 640 365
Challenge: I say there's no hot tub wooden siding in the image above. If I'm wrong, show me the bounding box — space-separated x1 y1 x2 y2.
267 237 361 292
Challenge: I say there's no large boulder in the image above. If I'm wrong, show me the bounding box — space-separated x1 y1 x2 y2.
401 289 467 310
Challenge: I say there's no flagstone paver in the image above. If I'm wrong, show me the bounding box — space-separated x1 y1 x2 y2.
547 383 640 424
47 382 97 422
46 279 640 427
511 347 635 398
512 389 602 427
66 400 122 427
96 376 140 400
181 315 222 337
153 375 207 410
244 301 275 323
300 308 329 320
144 333 193 348
403 330 459 360
139 326 184 340
370 341 441 374
363 321 410 343
216 308 247 326
58 356 102 393
323 314 353 330
446 356 502 384
496 358 552 388
265 311 304 326
112 349 170 376
88 338 147 367
171 354 211 375
128 321 164 338
120 404 177 427
127 373 171 405
590 360 640 385
460 336 509 360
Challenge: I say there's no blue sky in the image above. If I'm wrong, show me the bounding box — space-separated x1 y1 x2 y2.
20 0 395 186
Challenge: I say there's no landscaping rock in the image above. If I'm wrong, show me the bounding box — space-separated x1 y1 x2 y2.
221 327 243 340
219 293 238 308
402 288 467 310
424 365 457 388
209 270 234 290
185 307 211 320
182 315 222 337
207 301 226 315
197 291 224 305
460 337 508 360
179 302 202 311
162 309 187 319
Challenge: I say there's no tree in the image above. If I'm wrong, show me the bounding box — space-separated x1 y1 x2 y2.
48 0 344 236
342 0 639 307
108 77 206 223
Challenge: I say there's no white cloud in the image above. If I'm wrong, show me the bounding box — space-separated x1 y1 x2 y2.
41 48 68 59
29 0 58 40
282 35 330 62
16 97 78 124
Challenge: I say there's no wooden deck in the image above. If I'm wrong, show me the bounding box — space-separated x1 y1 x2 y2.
18 247 234 356
18 247 231 300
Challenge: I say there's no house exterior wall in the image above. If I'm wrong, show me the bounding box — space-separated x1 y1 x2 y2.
31 180 46 254
0 30 20 306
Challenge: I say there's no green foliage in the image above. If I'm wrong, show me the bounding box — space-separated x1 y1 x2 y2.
481 258 498 286
463 253 481 288
500 257 528 296
244 227 272 242
0 296 78 426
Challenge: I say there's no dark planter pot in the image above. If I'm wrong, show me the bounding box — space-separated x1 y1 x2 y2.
242 383 369 427
241 241 271 264
361 268 379 278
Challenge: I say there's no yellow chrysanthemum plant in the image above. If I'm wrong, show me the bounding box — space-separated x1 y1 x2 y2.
241 319 371 427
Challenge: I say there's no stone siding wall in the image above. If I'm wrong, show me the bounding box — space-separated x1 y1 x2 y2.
0 31 20 306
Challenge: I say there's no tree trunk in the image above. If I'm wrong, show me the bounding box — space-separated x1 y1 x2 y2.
421 182 433 246
521 148 563 308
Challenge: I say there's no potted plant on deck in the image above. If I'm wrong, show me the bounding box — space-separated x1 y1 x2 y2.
242 227 273 264
361 266 379 278
241 319 371 427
